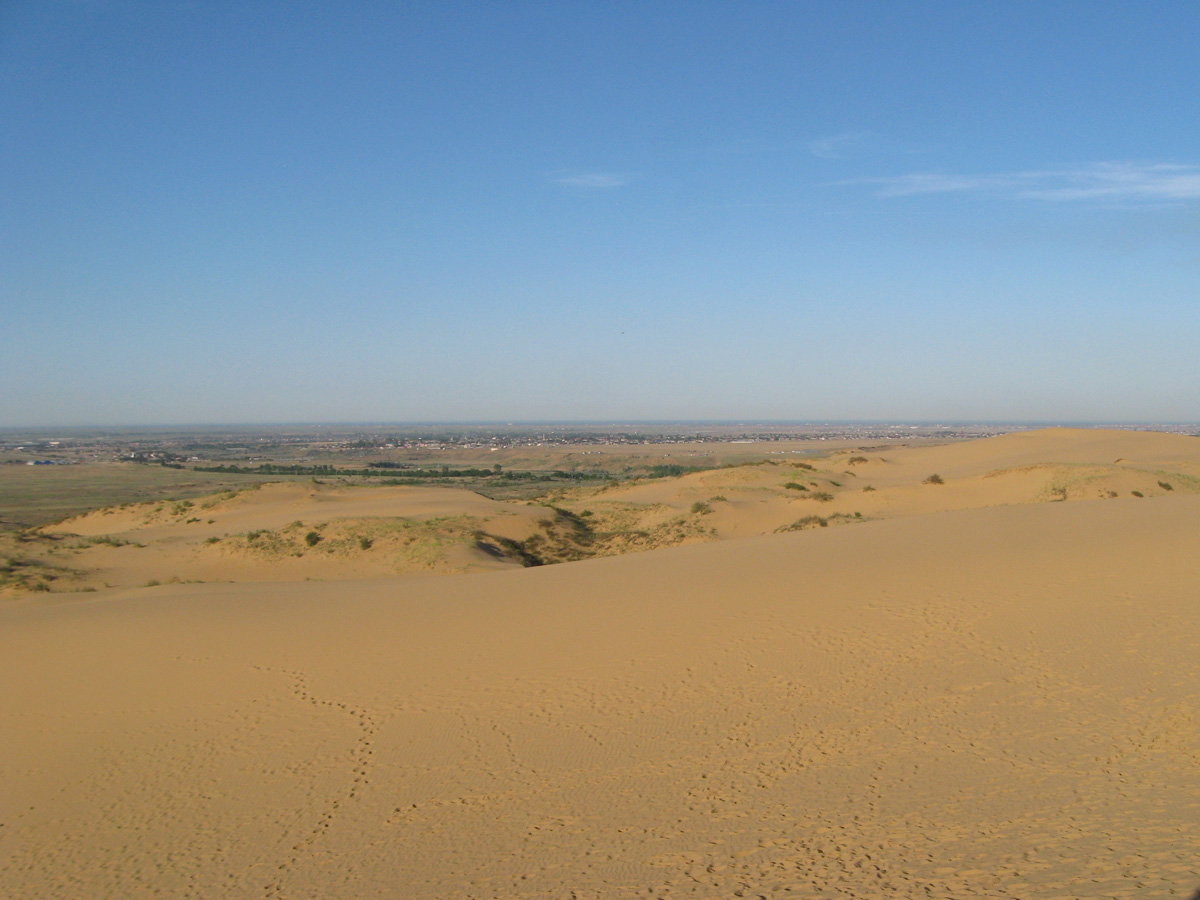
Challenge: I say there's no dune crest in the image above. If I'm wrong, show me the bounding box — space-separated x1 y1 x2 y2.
8 428 1199 595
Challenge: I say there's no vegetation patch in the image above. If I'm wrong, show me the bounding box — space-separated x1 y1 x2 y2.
63 534 144 550
924 474 945 485
0 554 66 592
477 507 598 567
776 515 828 532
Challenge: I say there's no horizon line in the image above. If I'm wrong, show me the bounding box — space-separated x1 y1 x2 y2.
3 420 1200 433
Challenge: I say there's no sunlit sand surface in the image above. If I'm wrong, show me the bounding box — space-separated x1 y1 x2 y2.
3 429 1200 898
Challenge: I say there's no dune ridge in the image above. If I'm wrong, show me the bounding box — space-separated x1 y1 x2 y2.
8 428 1199 595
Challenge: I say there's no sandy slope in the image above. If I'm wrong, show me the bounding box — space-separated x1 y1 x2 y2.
19 483 554 589
4 480 1200 898
558 427 1200 543
10 429 1198 594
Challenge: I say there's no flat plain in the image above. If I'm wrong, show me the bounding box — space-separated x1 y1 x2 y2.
3 427 1200 899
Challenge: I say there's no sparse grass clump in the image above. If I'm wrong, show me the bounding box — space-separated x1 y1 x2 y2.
847 456 869 465
690 501 712 515
64 534 144 550
1158 481 1174 491
0 555 63 592
862 485 876 492
924 474 944 485
1131 491 1144 498
810 491 834 502
91 534 135 547
776 515 828 532
783 482 808 491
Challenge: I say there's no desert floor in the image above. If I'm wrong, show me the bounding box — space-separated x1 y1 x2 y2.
3 429 1200 898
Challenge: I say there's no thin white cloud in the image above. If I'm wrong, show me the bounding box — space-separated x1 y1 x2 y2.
871 172 999 196
853 162 1200 204
808 131 871 160
552 171 633 189
1016 162 1200 201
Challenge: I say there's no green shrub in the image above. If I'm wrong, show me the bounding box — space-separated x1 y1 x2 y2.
924 474 944 485
1158 481 1173 491
304 531 322 547
1131 491 1143 498
358 536 373 550
690 501 712 515
783 482 808 491
847 456 869 465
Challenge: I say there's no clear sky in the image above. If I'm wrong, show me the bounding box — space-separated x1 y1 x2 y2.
3 1 1199 426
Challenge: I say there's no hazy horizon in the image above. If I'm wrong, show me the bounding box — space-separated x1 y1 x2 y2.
4 2 1199 426
4 419 1200 436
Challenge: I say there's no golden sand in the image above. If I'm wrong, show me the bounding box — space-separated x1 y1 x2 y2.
2 429 1200 898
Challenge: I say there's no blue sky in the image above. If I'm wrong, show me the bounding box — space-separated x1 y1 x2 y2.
3 1 1199 426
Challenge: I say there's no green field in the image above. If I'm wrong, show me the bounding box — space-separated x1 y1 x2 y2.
0 464 305 532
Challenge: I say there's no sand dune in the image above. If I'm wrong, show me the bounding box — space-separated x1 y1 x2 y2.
3 430 1200 898
20 483 556 589
12 429 1199 593
556 427 1200 544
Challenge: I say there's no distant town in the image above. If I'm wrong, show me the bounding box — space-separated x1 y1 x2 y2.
3 422 1198 467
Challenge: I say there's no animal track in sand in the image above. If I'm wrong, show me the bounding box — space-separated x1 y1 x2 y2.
252 666 379 899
